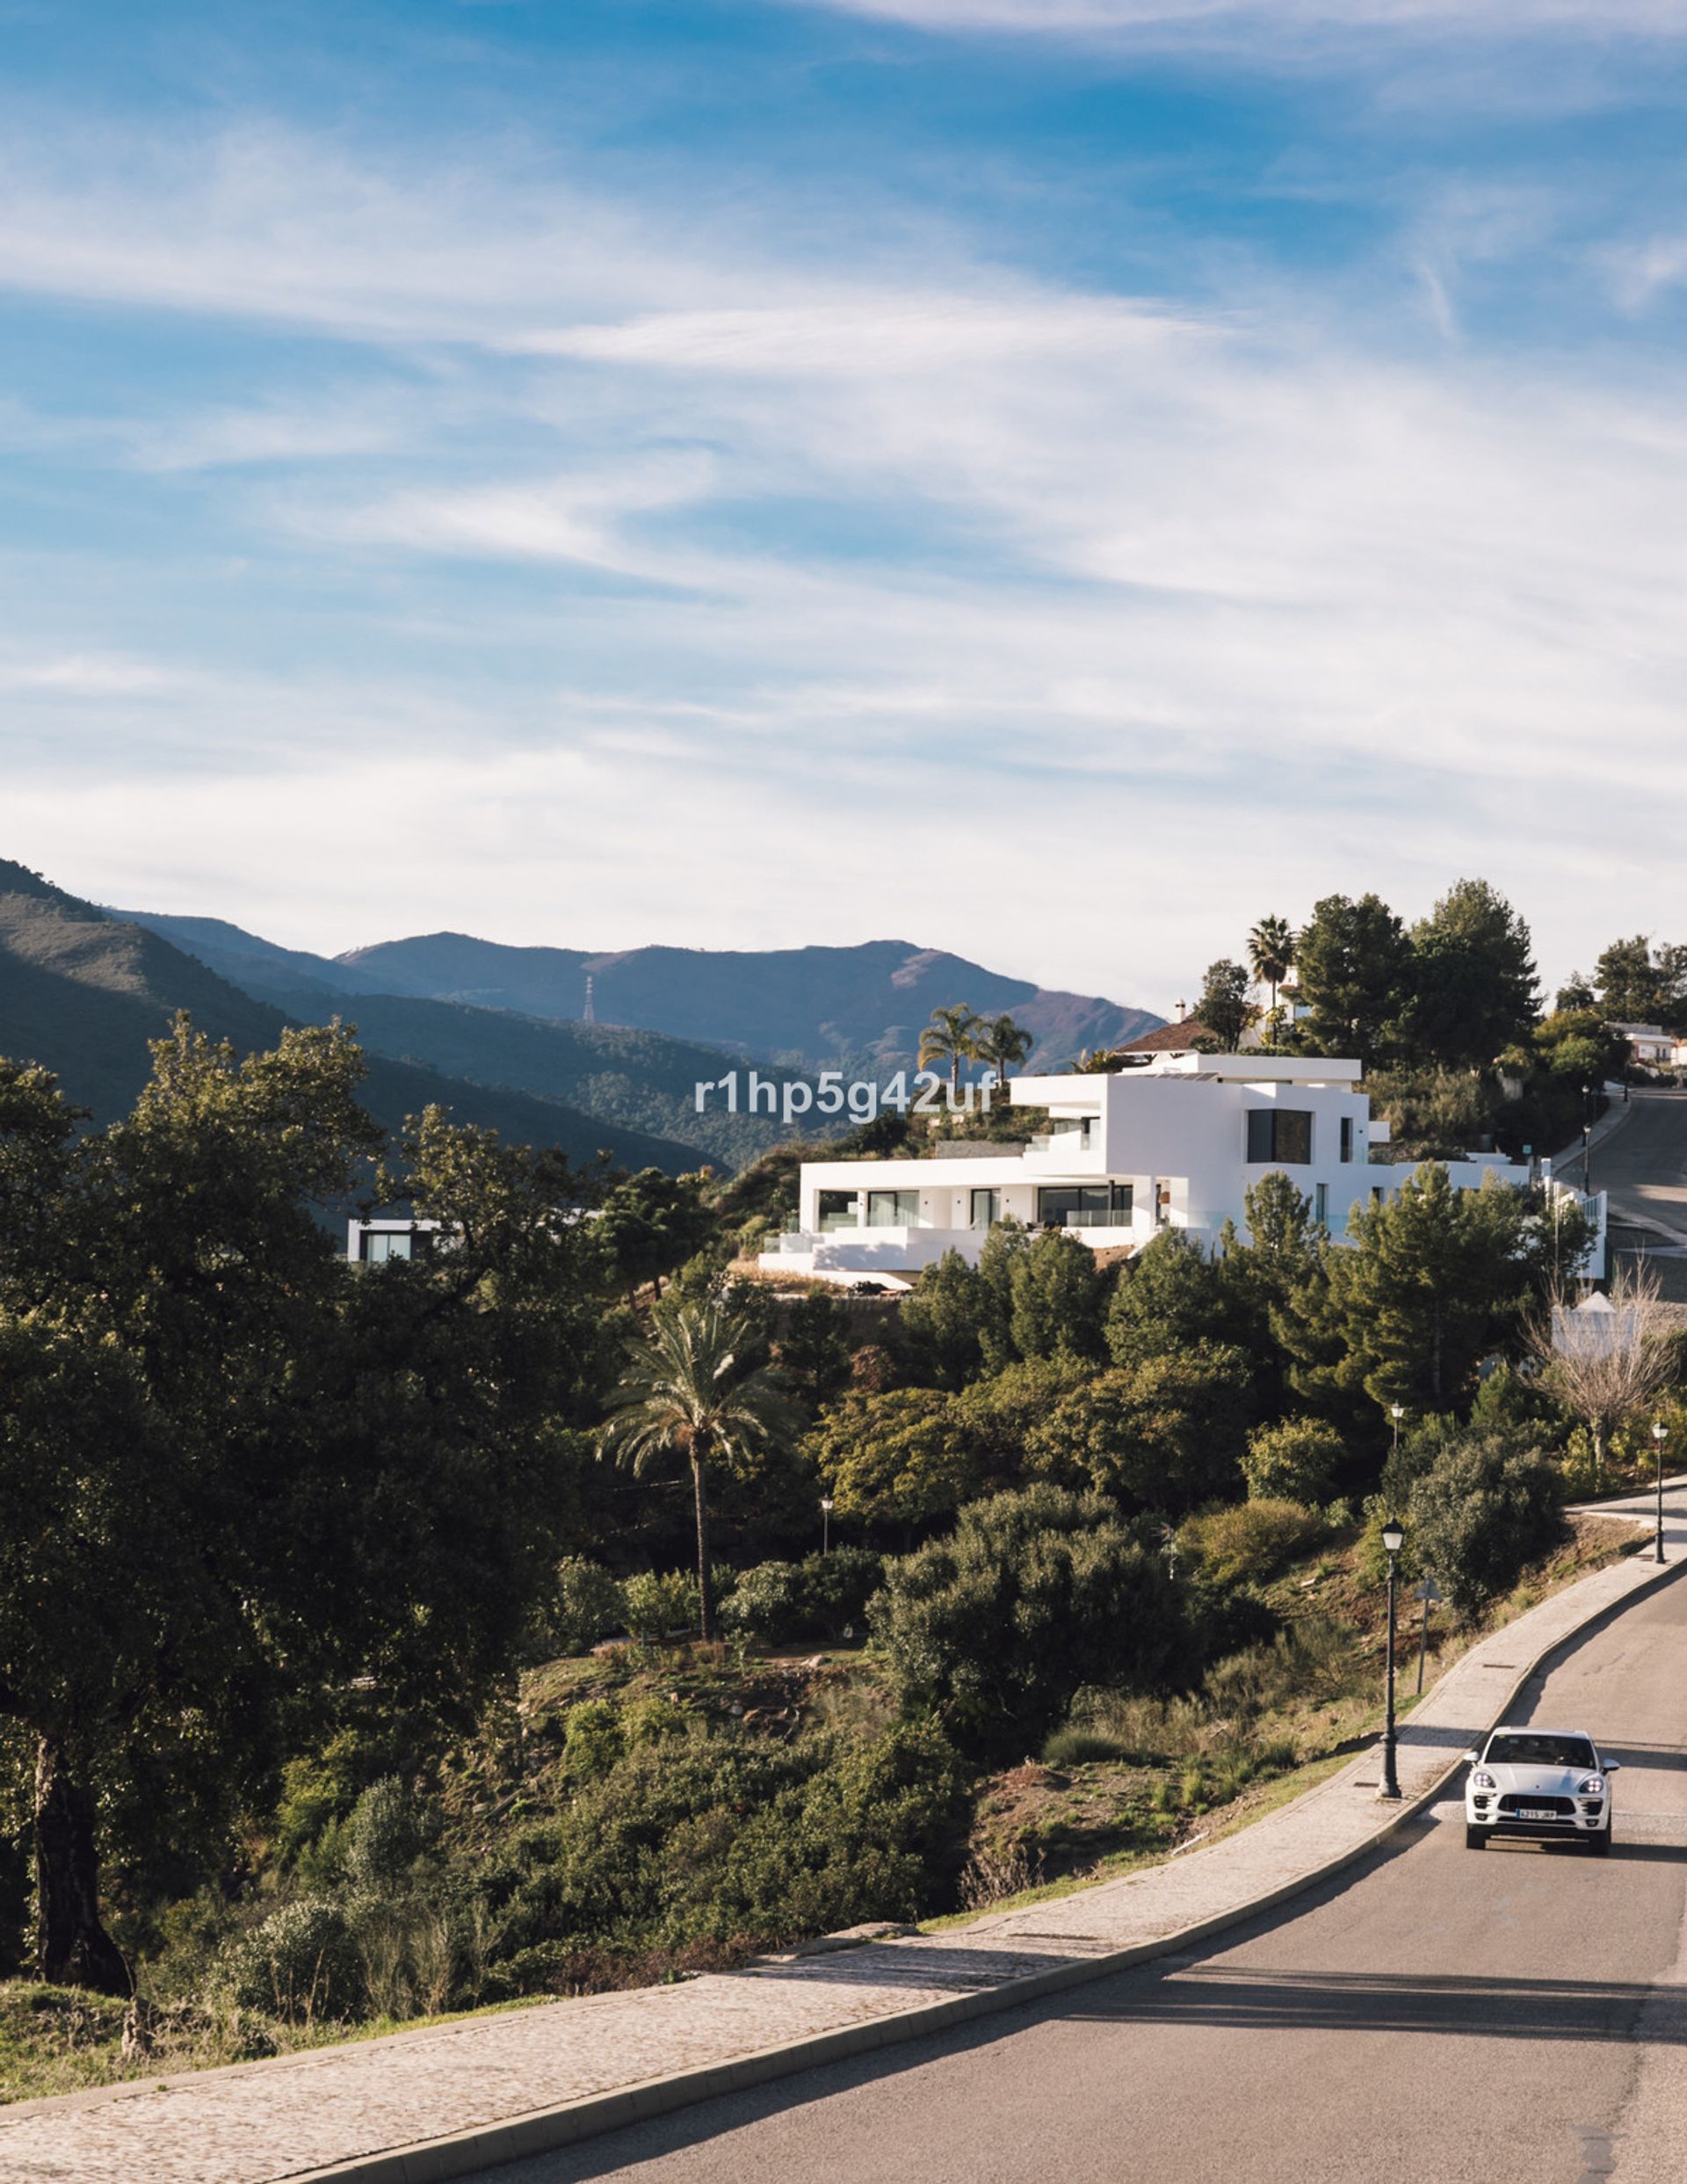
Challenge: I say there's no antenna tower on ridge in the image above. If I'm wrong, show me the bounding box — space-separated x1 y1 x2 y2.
583 974 596 1025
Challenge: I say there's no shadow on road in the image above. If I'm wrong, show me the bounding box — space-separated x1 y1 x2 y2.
1071 1963 1671 2043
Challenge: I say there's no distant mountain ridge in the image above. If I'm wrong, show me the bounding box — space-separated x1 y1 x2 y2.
0 863 700 1174
329 932 1160 1073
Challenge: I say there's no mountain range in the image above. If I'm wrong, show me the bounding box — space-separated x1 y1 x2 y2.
0 859 1162 1174
122 918 1160 1078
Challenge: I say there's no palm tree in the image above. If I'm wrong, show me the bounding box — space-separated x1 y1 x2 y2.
917 1004 981 1099
1248 916 1296 1046
975 1012 1034 1086
599 1300 792 1641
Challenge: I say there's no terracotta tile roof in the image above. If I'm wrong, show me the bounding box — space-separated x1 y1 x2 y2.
1117 1019 1211 1052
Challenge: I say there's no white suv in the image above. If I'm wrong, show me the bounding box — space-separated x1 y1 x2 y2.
1462 1727 1618 1854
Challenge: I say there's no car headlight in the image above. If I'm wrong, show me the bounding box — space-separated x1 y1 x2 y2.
1472 1770 1497 1790
1578 1776 1605 1796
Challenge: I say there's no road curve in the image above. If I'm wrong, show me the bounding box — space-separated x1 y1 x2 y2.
1558 1087 1687 1249
483 1555 1687 2184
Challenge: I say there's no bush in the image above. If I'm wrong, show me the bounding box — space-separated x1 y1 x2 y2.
477 1718 968 1968
1242 1419 1344 1505
622 1571 699 1640
870 1485 1187 1760
344 1777 436 1896
1025 1346 1252 1513
562 1699 626 1780
720 1548 885 1644
547 1558 626 1654
720 1560 805 1642
1407 1430 1567 1618
1179 1499 1329 1585
228 1898 365 2022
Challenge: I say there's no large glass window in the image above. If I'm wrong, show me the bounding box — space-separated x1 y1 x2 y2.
1036 1183 1133 1229
1246 1108 1314 1165
362 1230 412 1262
817 1190 858 1232
970 1188 1000 1230
866 1189 920 1227
1340 1115 1354 1164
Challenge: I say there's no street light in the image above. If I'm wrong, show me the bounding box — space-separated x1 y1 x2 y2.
1379 1516 1406 1802
1389 1402 1405 1459
820 1496 834 1556
1651 1422 1668 1565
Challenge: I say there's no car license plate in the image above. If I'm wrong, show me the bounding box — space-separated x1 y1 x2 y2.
1517 1806 1557 1820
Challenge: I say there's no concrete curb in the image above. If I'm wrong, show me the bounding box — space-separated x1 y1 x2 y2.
283 1541 1687 2184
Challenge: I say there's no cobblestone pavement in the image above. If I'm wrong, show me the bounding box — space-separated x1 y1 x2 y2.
5 1487 1681 2184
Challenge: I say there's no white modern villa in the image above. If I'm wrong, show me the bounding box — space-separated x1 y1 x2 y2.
759 1051 1606 1287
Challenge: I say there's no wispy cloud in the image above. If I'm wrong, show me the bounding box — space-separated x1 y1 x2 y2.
800 0 1687 33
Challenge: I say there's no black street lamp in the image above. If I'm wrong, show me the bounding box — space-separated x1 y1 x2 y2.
1652 1423 1668 1565
820 1496 834 1556
1389 1402 1405 1460
1379 1516 1406 1801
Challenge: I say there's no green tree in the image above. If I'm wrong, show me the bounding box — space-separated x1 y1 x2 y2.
1406 1430 1566 1619
974 1013 1034 1085
806 1389 981 1529
596 1167 716 1304
1249 916 1296 1044
869 1485 1185 1759
1242 1418 1345 1504
1277 1165 1581 1418
1591 935 1687 1027
1026 1343 1253 1511
1009 1229 1109 1362
917 1005 981 1099
1294 893 1412 1069
974 1219 1032 1372
1105 1230 1240 1369
773 1290 855 1414
899 1249 991 1389
1194 960 1256 1051
601 1300 794 1640
1405 879 1539 1069
952 1357 1090 1479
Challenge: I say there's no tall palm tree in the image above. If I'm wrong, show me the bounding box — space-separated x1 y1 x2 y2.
976 1012 1034 1086
600 1300 792 1641
1248 916 1296 1046
918 1004 981 1099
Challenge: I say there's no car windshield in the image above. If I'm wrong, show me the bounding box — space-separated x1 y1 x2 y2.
1484 1733 1596 1771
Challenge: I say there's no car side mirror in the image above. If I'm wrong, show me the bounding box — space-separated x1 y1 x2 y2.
1604 1761 1622 1774
1460 1750 1481 1765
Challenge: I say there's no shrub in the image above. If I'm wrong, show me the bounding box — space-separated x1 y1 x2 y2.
548 1558 626 1654
806 1389 981 1527
477 1718 967 1968
1179 1498 1328 1585
1025 1345 1252 1513
1242 1419 1344 1505
622 1571 699 1640
344 1777 436 1896
228 1898 365 2023
562 1699 626 1780
720 1560 805 1642
799 1546 882 1636
1406 1430 1566 1618
870 1485 1186 1760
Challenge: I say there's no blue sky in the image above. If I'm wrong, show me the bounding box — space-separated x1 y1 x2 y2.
5 0 1687 1011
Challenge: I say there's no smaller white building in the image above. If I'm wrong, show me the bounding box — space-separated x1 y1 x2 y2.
761 1051 1605 1286
346 1217 443 1264
1611 1023 1674 1069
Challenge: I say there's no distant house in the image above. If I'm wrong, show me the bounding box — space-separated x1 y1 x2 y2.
760 1049 1606 1289
1610 1023 1675 1068
346 1217 443 1264
1117 1019 1213 1055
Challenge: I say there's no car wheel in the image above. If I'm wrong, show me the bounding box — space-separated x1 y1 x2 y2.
1588 1826 1611 1857
1465 1825 1488 1850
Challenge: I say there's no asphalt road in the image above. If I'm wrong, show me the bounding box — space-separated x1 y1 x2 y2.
482 1550 1687 2184
1558 1088 1687 1249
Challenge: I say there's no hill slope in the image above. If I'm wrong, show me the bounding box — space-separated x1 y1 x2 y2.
332 934 1161 1072
0 864 699 1173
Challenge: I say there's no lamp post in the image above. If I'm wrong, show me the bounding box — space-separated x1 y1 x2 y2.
820 1496 834 1556
1652 1423 1668 1565
1389 1402 1405 1460
1379 1516 1406 1801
